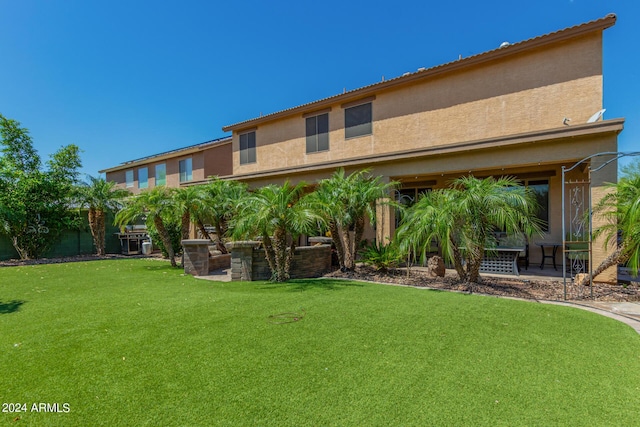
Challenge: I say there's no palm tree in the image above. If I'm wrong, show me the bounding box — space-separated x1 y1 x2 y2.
172 186 206 242
396 189 466 278
76 175 130 256
233 181 322 282
115 186 178 267
314 168 398 271
199 178 248 253
396 176 543 284
581 161 640 283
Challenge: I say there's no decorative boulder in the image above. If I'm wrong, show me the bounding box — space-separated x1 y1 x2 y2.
574 273 589 286
427 256 446 277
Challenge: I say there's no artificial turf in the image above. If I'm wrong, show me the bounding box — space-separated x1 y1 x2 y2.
1 259 639 426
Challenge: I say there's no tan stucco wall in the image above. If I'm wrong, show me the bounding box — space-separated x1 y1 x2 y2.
232 32 603 175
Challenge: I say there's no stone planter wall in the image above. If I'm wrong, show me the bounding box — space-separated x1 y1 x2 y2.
227 241 331 281
209 253 231 272
308 236 332 245
182 239 210 276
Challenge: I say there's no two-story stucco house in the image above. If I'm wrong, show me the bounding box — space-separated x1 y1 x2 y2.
102 14 623 281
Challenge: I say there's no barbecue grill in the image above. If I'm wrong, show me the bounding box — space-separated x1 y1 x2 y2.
115 228 149 255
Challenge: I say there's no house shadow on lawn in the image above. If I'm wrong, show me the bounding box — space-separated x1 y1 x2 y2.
0 300 25 314
258 278 365 292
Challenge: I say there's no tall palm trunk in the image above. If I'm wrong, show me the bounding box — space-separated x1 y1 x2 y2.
88 207 106 256
262 234 277 280
451 242 468 283
340 226 355 270
213 219 229 254
88 207 97 250
154 216 176 267
284 240 296 280
272 228 289 282
180 212 191 267
353 216 366 262
328 221 345 270
96 209 106 256
576 244 628 286
196 219 210 240
181 212 191 241
466 245 484 285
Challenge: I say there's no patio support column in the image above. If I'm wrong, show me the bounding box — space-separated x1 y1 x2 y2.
376 177 394 245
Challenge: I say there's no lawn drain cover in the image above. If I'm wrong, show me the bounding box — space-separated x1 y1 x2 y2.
267 309 306 324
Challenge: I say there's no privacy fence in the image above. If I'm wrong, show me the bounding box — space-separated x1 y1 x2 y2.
0 212 121 261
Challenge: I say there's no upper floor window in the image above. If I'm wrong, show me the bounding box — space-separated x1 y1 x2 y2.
345 102 372 139
306 113 329 153
240 131 256 165
155 164 166 186
138 167 148 189
179 158 192 182
125 170 134 188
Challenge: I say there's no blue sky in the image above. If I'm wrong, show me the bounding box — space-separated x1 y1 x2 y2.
1 0 638 178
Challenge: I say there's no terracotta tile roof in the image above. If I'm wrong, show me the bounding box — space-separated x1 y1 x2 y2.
222 14 616 132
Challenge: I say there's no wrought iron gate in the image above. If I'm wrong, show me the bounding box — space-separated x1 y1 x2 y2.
561 151 640 299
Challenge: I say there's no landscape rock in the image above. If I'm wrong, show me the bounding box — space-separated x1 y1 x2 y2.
427 256 446 277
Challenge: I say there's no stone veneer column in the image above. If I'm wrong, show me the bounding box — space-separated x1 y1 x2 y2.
227 241 260 281
181 239 210 276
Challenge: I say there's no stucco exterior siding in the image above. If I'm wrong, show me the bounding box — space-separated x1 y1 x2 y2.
203 142 232 178
104 141 232 194
232 33 603 175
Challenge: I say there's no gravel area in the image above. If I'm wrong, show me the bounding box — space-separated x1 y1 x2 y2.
325 266 640 302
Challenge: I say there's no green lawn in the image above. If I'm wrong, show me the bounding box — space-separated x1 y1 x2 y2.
1 259 639 426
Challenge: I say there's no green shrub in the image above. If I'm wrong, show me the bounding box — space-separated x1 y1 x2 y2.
360 241 402 272
147 217 182 258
